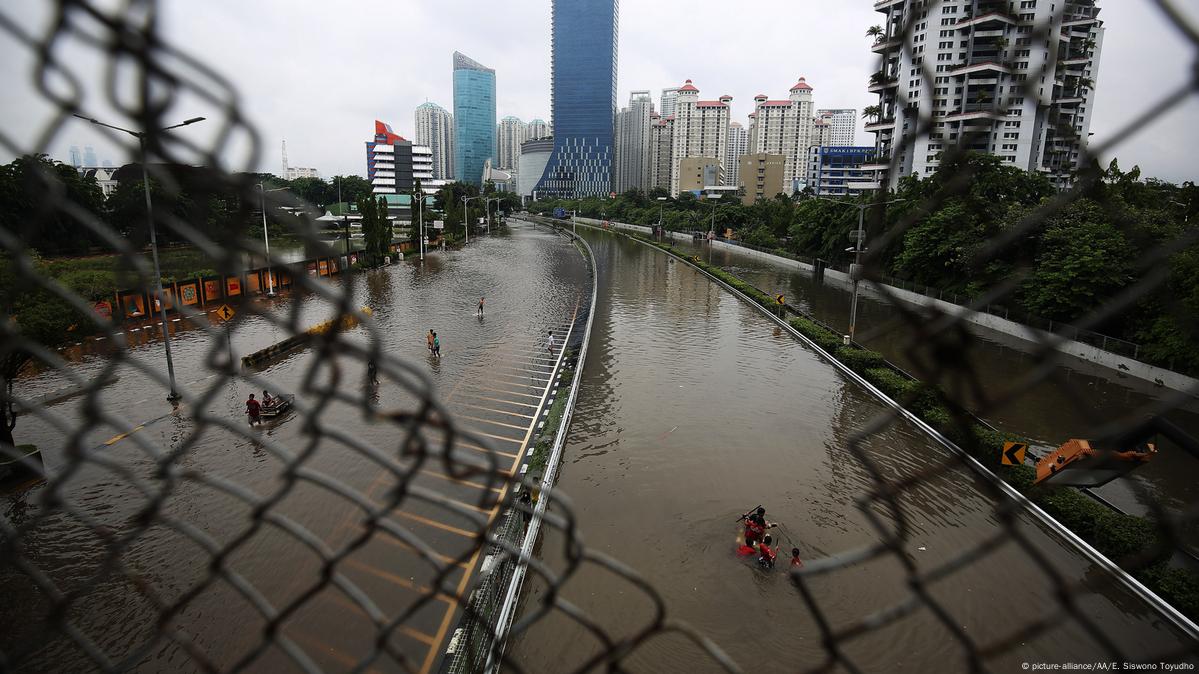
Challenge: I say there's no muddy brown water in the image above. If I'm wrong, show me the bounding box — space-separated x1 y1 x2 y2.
506 226 1195 672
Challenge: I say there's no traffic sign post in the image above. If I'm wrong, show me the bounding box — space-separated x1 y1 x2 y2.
215 304 236 365
1002 441 1028 466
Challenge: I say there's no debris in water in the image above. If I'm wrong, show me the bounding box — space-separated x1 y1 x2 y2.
917 546 926 551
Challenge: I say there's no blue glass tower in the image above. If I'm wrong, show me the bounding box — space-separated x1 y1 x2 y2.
453 52 496 187
534 0 618 198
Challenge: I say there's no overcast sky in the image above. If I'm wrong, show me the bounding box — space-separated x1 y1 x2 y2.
2 1 1197 183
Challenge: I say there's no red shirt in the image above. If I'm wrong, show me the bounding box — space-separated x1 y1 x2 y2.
744 520 765 542
791 556 803 569
758 544 777 567
736 544 757 557
246 399 261 416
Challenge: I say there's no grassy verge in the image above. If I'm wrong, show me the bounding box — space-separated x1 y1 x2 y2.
526 356 576 480
592 220 1199 622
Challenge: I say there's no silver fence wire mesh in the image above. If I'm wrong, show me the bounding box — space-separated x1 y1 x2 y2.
1 1 1199 673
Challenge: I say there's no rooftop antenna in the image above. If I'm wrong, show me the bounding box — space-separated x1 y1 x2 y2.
281 139 289 177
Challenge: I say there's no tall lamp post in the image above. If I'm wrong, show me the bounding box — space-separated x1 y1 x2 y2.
416 189 426 261
462 195 482 243
335 176 351 255
257 184 287 296
656 196 668 240
73 113 206 403
817 195 905 343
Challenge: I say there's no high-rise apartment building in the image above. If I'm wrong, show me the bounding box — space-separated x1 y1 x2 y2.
497 116 528 170
725 122 749 187
660 87 680 119
668 80 731 195
747 77 816 196
534 0 619 198
453 51 497 187
415 101 455 180
615 90 654 193
867 0 1104 189
649 114 674 192
816 109 857 146
366 120 424 195
528 118 552 140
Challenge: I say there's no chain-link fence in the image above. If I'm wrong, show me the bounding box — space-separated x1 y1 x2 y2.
3 1 1199 673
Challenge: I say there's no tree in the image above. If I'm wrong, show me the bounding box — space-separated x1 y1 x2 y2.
328 175 372 211
289 177 330 207
357 195 390 265
862 105 883 121
0 155 105 256
866 25 883 39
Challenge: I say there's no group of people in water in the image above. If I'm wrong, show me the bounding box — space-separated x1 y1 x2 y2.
245 390 280 426
738 506 802 570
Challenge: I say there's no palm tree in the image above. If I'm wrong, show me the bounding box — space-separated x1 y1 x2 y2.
866 25 883 39
862 105 883 121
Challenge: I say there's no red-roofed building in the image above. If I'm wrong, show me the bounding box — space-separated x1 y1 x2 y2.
747 77 818 195
668 80 731 194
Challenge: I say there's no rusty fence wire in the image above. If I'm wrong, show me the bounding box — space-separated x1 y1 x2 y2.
2 1 1199 674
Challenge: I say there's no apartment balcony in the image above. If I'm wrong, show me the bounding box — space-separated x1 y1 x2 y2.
859 161 892 171
871 37 902 54
873 0 904 11
1062 17 1098 29
1052 94 1085 106
949 60 1012 76
868 77 899 93
944 103 1004 122
956 11 1016 30
864 118 896 132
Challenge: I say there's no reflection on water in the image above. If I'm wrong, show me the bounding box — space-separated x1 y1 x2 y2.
508 228 1190 672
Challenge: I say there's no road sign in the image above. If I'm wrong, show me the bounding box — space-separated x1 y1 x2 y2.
433 219 444 230
1001 441 1028 466
776 294 785 305
215 304 236 322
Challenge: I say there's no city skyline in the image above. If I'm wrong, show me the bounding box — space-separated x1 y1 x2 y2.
2 1 1196 183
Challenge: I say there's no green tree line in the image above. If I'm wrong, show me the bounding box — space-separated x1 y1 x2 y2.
532 154 1199 374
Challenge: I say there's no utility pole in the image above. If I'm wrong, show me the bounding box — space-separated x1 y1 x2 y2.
816 195 905 343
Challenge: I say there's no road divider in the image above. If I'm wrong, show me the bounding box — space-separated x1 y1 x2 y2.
240 307 373 368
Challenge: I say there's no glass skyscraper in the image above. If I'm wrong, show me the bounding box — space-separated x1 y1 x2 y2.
452 51 496 187
534 0 618 198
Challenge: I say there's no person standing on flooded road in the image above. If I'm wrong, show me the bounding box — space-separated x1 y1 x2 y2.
433 331 441 359
427 329 435 355
546 330 555 356
478 297 485 317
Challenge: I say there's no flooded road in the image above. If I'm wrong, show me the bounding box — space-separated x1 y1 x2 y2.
656 235 1199 524
508 226 1194 672
1 225 591 673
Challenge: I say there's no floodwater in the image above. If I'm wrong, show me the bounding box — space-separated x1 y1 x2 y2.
1 225 590 673
507 226 1195 672
660 236 1199 525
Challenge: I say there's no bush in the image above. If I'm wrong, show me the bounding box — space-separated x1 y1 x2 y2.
789 317 842 352
862 366 919 400
837 347 886 372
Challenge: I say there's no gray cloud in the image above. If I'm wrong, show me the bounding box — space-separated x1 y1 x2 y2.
1 1 1195 183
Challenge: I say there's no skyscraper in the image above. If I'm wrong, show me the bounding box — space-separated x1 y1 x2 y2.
668 80 730 195
816 109 857 146
497 116 528 170
528 118 552 140
534 0 619 198
68 146 82 167
83 146 98 166
453 51 496 187
659 87 680 118
614 90 653 193
725 121 748 187
867 0 1104 188
415 101 455 180
748 77 817 195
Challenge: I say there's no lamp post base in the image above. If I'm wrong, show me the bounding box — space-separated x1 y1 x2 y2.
167 391 182 403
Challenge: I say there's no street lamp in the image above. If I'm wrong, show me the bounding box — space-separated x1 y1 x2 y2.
73 112 206 403
415 188 426 261
335 175 351 255
486 197 502 233
656 196 668 240
462 195 482 243
816 195 905 343
257 184 287 296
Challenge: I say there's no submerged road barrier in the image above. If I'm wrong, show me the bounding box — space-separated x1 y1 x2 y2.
240 307 374 368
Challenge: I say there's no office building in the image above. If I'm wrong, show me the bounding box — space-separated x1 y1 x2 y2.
284 167 319 180
83 146 98 167
415 101 455 180
649 114 674 192
615 90 654 193
528 118 552 140
678 157 722 194
747 77 817 196
519 137 555 197
366 119 440 197
660 87 680 118
497 116 528 170
534 0 619 198
453 51 497 187
669 80 731 194
725 121 749 187
807 146 880 197
816 109 857 146
68 146 82 168
867 0 1105 189
738 153 787 205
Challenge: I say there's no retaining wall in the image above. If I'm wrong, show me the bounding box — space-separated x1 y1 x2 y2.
575 217 1198 395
